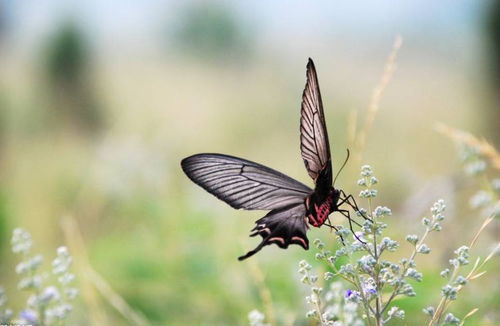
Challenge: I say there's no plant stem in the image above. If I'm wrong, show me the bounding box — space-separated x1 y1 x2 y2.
367 199 383 326
381 226 431 315
428 214 494 325
313 294 325 326
22 251 45 326
354 274 375 326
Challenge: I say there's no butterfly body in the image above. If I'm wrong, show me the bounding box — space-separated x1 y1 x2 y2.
305 187 340 227
181 58 362 260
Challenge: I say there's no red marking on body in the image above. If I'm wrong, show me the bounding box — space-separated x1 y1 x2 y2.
308 196 334 227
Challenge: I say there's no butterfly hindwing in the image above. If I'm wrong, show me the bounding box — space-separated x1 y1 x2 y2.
238 203 309 260
300 59 333 188
181 153 312 211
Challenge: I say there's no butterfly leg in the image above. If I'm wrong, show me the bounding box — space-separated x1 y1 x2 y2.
336 193 351 207
323 221 345 245
327 217 333 233
338 209 366 244
335 192 366 228
339 190 371 221
336 209 362 228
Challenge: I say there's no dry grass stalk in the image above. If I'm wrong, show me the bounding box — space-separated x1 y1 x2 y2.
353 35 403 165
60 216 108 326
61 215 150 326
246 257 277 326
435 122 500 170
428 213 496 325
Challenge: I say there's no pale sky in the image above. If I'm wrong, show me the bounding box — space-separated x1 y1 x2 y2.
1 0 487 64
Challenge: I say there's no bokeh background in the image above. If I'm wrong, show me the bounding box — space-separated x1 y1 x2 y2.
0 1 499 325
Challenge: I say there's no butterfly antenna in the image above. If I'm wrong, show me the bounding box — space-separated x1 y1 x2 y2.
333 149 350 186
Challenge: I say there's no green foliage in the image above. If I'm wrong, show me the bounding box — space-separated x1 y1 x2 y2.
172 3 254 62
43 21 104 133
486 0 500 84
45 22 87 85
0 188 8 256
1 229 78 325
0 93 7 255
1 35 498 324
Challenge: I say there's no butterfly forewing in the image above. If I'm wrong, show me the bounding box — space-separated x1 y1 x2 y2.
181 154 312 211
300 59 333 187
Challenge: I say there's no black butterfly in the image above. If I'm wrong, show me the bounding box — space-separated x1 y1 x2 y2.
181 59 364 260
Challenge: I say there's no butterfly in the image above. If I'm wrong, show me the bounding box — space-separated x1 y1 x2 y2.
181 59 365 260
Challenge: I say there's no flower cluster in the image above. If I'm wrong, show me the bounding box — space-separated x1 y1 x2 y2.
424 225 497 325
421 138 500 325
0 228 78 325
0 287 13 324
301 276 364 326
299 166 448 325
245 130 500 325
247 309 270 326
459 144 486 176
460 143 499 218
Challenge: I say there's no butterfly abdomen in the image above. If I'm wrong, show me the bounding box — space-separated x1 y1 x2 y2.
305 189 339 227
306 196 333 227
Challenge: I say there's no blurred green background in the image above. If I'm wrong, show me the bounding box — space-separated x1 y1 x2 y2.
0 1 498 325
